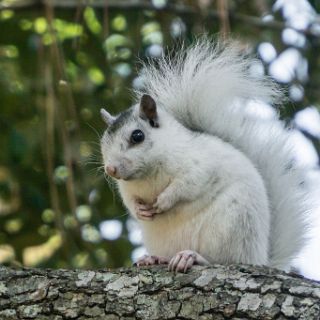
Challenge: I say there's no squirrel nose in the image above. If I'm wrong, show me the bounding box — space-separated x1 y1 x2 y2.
106 165 118 178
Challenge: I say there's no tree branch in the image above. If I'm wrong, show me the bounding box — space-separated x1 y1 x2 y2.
0 264 319 319
0 0 316 36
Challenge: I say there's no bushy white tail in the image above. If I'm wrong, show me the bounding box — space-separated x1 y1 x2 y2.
138 38 311 270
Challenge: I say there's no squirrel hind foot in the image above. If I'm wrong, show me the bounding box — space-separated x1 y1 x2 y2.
168 250 210 273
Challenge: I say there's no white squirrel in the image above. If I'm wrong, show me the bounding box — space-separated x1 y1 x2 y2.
100 38 311 273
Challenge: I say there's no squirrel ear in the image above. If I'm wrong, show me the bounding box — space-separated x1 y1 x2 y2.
100 108 116 126
139 94 159 128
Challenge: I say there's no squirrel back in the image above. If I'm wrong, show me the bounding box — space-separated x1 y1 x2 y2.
138 38 311 270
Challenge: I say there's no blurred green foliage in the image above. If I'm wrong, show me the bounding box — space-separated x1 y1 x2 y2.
0 0 319 269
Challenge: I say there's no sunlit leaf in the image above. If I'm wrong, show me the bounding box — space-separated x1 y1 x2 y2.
42 208 55 223
0 10 14 20
53 19 83 41
64 215 77 229
0 245 15 264
4 218 22 234
143 30 163 45
42 32 53 46
19 19 32 30
141 21 161 36
76 205 92 222
54 166 69 184
0 45 19 58
88 67 105 85
38 225 51 237
23 233 62 267
34 17 47 34
141 21 163 45
103 34 132 61
84 7 102 35
72 252 89 268
81 224 101 243
111 15 127 31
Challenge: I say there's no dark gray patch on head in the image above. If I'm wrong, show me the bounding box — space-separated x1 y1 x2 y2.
107 108 134 135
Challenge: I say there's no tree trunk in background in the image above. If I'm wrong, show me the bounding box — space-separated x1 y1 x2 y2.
0 264 319 319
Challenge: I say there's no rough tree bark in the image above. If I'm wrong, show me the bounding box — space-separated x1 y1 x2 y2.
0 264 319 319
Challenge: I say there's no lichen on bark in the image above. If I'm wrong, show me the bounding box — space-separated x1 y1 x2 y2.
0 264 319 319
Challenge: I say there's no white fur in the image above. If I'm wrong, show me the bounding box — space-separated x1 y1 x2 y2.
101 38 311 271
117 112 270 266
137 38 310 270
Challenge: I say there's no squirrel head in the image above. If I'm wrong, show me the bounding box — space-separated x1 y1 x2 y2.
100 94 168 181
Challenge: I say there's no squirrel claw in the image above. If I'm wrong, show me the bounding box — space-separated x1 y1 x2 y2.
136 210 155 220
169 250 196 273
168 250 209 273
135 255 169 266
137 203 153 211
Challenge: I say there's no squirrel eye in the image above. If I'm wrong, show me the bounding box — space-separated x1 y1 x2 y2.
130 129 145 144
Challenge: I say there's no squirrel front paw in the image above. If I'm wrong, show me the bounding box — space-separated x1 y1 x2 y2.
134 255 169 266
134 193 174 220
152 193 173 214
134 198 157 221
